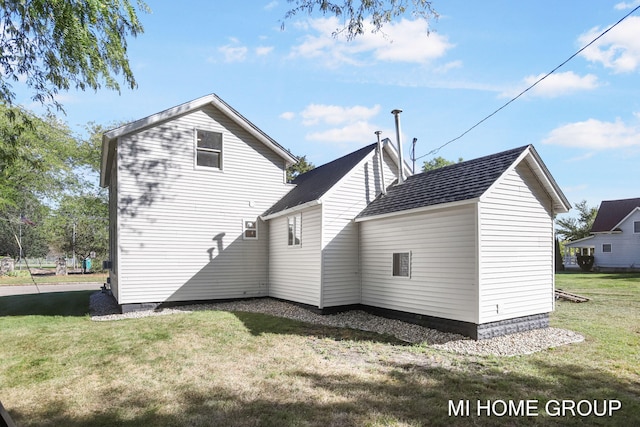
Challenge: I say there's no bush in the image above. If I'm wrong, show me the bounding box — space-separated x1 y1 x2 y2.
576 255 595 272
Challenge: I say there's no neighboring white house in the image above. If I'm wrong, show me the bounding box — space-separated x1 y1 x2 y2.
565 198 640 271
100 94 570 339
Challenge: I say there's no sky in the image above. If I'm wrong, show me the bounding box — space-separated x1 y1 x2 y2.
13 0 640 221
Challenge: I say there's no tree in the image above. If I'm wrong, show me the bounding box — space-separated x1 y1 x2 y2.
556 200 598 242
45 194 108 270
0 106 79 209
422 156 462 172
0 0 148 112
283 0 438 40
287 155 315 182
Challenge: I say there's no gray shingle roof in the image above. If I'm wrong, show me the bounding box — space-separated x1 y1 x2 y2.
357 145 530 219
262 143 377 217
591 198 640 232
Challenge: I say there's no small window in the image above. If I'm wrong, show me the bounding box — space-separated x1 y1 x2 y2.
288 214 301 246
634 221 640 233
392 252 411 277
243 219 258 240
196 129 222 169
602 244 612 253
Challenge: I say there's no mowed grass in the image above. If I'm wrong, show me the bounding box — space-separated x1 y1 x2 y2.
0 271 107 285
0 273 638 426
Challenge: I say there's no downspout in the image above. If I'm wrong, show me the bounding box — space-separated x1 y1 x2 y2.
391 109 404 185
375 131 386 195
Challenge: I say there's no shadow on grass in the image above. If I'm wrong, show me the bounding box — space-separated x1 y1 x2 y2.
232 311 408 345
0 291 92 316
6 358 640 427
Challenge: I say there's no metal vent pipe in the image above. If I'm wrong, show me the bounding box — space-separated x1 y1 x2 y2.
375 131 386 195
391 109 404 185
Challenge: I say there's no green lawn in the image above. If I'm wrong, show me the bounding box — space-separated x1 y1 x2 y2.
0 271 107 285
0 273 638 426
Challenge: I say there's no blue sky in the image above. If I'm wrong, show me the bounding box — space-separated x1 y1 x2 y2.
15 1 640 220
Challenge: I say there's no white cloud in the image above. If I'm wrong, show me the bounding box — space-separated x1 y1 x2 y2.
578 16 640 73
279 111 295 120
256 46 274 56
289 17 453 67
301 104 381 126
500 71 600 98
306 121 376 143
614 0 640 10
542 116 640 150
218 38 248 62
264 1 278 11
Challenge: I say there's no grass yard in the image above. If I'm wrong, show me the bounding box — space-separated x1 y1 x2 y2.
0 273 638 426
0 271 107 285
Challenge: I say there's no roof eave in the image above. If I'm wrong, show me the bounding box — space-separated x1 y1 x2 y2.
355 198 479 223
261 199 322 221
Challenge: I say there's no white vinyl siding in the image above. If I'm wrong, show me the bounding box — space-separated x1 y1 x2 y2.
115 105 291 304
269 206 322 306
591 209 640 268
478 163 554 323
360 204 478 323
320 151 398 307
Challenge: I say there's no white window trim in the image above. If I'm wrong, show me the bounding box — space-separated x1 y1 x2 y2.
634 221 640 234
287 214 302 247
243 219 258 240
602 243 612 253
392 251 412 278
194 129 223 170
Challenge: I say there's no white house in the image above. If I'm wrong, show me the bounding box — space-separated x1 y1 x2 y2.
100 94 570 339
565 198 640 271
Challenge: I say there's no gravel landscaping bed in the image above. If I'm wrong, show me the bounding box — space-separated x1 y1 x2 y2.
90 291 584 357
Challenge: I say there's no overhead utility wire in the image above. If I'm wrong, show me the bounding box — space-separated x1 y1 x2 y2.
415 4 640 161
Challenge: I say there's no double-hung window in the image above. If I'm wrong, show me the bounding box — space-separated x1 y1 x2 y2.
392 252 411 277
288 214 301 246
196 129 222 169
243 219 258 240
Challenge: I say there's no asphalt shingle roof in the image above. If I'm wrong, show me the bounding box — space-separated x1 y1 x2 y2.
357 145 530 219
590 198 640 232
263 143 377 217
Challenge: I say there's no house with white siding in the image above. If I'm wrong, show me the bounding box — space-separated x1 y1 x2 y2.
565 198 640 272
101 94 570 339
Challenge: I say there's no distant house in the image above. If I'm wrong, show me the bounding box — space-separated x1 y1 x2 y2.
101 94 570 339
565 198 640 271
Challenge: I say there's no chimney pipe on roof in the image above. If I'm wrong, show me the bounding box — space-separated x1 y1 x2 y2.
375 131 386 195
391 109 404 185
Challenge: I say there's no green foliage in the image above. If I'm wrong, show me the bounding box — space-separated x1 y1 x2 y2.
422 156 462 172
286 155 315 182
45 194 108 262
0 0 148 111
0 106 79 208
556 200 598 241
283 0 438 40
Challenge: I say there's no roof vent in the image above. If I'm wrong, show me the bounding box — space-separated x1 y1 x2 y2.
391 109 404 185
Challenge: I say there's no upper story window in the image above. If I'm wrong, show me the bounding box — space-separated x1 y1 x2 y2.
634 221 640 233
288 214 301 246
196 129 222 169
602 244 612 253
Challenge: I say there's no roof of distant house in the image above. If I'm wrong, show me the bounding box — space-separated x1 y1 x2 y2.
591 197 640 232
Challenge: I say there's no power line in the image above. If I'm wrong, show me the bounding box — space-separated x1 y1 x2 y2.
415 4 640 161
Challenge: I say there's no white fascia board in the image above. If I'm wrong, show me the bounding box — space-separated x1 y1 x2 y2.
355 198 478 222
563 235 595 246
260 199 322 221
